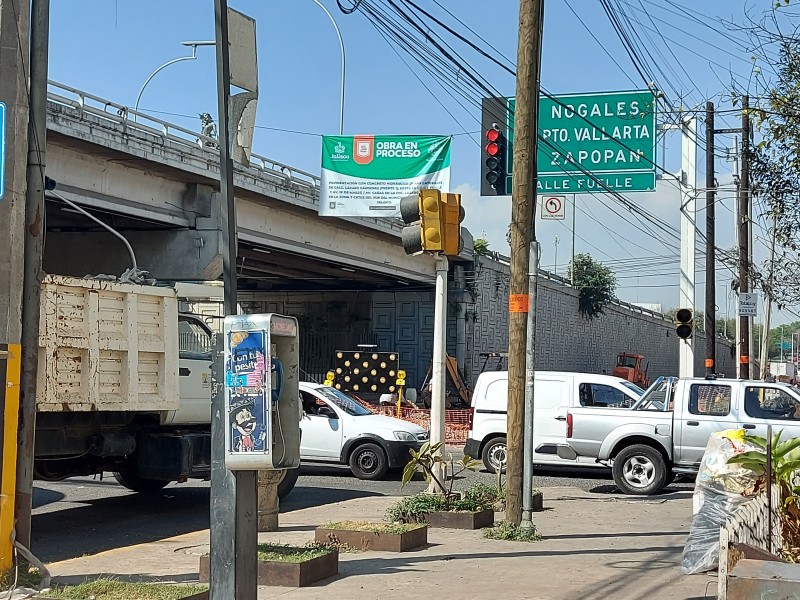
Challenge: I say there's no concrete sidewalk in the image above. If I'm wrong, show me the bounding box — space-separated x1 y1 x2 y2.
46 487 717 600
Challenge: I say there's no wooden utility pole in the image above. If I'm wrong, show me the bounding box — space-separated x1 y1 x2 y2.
705 102 716 375
17 0 49 548
0 0 31 347
739 96 751 378
506 0 545 526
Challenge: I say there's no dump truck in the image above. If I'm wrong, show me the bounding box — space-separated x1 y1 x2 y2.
611 352 650 388
32 275 298 497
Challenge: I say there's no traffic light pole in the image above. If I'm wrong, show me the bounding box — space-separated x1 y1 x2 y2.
428 253 448 493
678 117 697 378
520 240 539 530
704 102 716 375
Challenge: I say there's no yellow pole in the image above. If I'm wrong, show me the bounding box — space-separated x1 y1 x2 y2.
396 387 403 419
1 344 22 572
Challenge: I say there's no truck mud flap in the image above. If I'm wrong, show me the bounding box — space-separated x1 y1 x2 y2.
137 433 211 481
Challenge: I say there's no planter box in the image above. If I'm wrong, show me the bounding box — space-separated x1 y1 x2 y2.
316 525 427 552
425 508 494 529
199 551 338 587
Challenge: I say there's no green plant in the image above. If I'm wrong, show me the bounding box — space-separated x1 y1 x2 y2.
43 578 208 599
321 521 424 534
728 430 800 562
569 253 616 319
401 441 481 497
473 238 491 256
256 543 335 563
386 481 505 523
482 521 541 542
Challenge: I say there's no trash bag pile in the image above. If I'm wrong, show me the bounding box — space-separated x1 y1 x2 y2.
681 429 763 574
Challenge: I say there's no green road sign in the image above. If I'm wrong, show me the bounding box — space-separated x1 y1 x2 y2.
506 90 657 193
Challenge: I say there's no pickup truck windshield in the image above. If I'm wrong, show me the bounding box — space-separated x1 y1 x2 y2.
315 387 373 416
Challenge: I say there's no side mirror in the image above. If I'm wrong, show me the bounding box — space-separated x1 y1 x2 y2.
317 406 338 419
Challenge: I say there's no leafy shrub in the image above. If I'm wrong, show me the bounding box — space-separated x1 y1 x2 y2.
482 521 542 542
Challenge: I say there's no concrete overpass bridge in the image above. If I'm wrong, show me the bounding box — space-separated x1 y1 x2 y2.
41 82 474 386
42 81 475 291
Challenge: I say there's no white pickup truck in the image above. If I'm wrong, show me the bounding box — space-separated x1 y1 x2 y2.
564 376 800 495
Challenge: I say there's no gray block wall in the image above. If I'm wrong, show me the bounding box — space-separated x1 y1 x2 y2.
465 256 737 385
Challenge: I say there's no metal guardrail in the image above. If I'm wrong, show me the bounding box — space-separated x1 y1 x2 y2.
46 81 404 234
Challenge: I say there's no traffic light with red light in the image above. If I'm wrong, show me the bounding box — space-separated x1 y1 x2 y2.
675 308 693 339
484 124 506 194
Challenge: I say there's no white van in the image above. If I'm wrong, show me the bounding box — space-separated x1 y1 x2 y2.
464 371 644 473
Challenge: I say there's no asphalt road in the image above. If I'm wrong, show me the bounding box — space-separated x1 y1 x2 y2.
30 457 693 564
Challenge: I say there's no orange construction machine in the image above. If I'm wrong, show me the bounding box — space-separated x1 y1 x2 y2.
612 353 650 388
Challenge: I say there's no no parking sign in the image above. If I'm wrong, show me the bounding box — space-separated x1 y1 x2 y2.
540 195 565 220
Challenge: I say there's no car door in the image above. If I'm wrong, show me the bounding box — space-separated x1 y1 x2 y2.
739 384 800 441
163 316 213 424
675 382 738 467
299 389 344 460
531 376 569 462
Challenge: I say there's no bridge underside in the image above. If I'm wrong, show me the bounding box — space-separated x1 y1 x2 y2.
44 201 428 292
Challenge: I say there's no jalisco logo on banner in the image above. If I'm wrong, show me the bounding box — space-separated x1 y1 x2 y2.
320 135 451 217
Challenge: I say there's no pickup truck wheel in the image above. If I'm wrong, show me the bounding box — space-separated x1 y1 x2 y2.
612 445 668 496
349 443 388 480
277 467 300 500
482 437 507 474
113 470 170 494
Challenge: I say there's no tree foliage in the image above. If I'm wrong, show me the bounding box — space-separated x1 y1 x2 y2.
732 4 800 305
569 253 617 319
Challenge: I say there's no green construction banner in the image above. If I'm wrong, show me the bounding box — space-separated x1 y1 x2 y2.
320 135 451 217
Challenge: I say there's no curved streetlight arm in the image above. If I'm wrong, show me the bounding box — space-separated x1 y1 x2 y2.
310 0 346 135
134 51 199 118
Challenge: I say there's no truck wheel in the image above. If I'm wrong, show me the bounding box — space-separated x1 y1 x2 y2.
349 443 388 480
612 445 668 495
277 467 300 500
482 436 507 474
113 470 170 494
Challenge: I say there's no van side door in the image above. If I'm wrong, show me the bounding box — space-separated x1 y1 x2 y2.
674 382 737 468
739 384 800 441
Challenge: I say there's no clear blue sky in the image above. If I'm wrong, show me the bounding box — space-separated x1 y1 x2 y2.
49 0 796 327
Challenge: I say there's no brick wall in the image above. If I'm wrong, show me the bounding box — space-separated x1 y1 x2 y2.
465 255 737 385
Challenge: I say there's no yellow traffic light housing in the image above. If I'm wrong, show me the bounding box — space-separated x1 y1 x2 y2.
441 193 464 256
419 189 444 252
675 308 693 339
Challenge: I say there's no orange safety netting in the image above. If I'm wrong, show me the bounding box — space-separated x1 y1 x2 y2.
375 406 471 445
349 395 470 444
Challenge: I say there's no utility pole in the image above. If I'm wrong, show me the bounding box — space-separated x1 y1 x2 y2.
428 255 448 492
553 235 559 276
739 96 751 379
0 0 31 347
704 102 716 375
760 217 777 378
17 0 49 549
507 0 544 527
571 195 576 284
210 2 256 599
678 116 697 378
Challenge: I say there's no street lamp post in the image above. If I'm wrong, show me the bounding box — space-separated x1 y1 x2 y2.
134 40 215 119
310 0 346 134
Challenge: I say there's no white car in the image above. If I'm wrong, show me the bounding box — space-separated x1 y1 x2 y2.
299 382 429 479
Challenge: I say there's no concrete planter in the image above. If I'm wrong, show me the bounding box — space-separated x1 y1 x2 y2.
424 508 494 529
316 524 427 552
199 550 338 587
34 590 209 600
